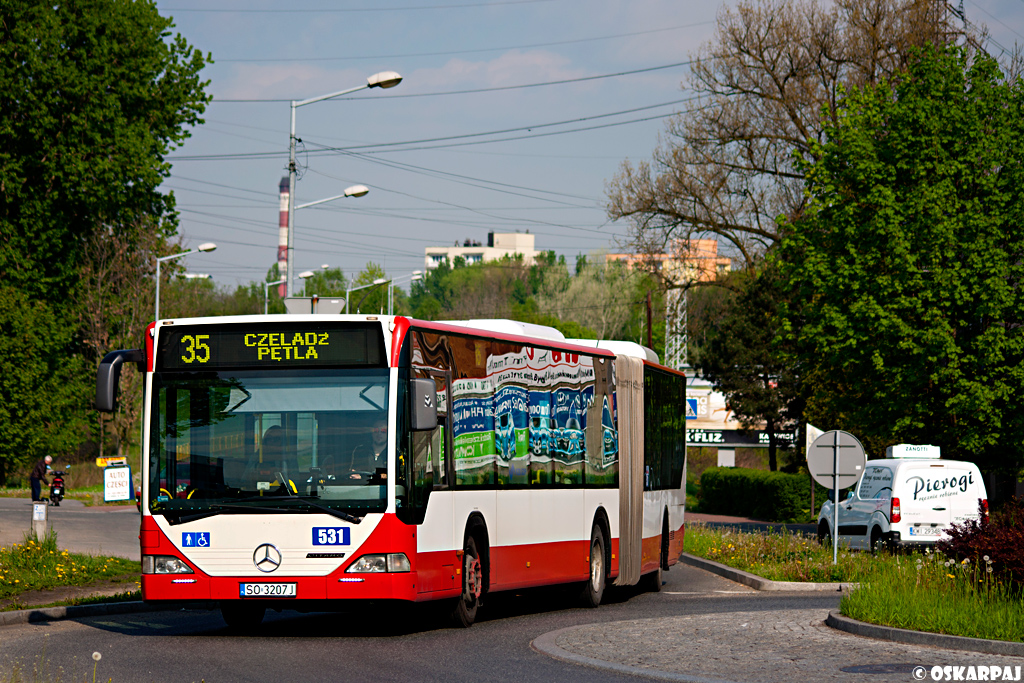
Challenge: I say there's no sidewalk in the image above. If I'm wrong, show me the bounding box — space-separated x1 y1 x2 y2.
686 511 817 537
534 608 1024 683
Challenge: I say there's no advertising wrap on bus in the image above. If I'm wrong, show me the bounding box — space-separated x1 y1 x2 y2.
421 339 605 487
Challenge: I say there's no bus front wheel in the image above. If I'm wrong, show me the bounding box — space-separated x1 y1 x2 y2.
579 524 607 608
450 535 483 628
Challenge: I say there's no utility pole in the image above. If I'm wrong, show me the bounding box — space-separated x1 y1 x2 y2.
646 292 653 349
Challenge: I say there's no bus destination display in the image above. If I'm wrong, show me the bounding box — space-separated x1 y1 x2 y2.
156 323 384 370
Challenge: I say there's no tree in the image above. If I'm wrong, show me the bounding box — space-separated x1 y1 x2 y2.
699 266 802 471
606 0 964 278
349 263 390 314
300 267 348 299
777 45 1024 482
0 0 211 299
0 1 210 477
536 258 639 340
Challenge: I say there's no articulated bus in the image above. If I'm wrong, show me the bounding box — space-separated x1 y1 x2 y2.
96 315 687 628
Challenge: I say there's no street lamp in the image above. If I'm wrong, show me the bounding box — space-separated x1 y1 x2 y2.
388 271 422 315
347 278 389 314
263 278 286 315
286 71 403 298
155 243 216 321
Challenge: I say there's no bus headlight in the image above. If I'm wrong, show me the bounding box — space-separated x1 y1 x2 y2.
142 555 195 574
346 553 410 573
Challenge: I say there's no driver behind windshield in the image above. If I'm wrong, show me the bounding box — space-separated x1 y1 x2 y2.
348 414 387 482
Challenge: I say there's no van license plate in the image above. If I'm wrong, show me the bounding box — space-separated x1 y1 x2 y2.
239 583 296 597
909 527 942 536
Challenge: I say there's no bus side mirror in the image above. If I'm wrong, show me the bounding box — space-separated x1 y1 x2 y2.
410 378 438 432
96 349 144 413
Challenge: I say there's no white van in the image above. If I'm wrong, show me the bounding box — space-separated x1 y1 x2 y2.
816 444 988 551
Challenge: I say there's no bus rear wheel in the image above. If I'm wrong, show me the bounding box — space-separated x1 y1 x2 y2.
641 516 667 592
450 535 483 628
579 524 606 608
220 602 265 630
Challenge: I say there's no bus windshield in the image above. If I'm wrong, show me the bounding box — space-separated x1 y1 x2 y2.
149 368 390 520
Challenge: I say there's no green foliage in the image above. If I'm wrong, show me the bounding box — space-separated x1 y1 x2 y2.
0 0 211 299
0 288 88 481
699 466 828 523
0 530 138 602
778 45 1024 473
349 263 389 314
699 265 802 470
842 551 1024 642
300 267 347 298
0 1 210 480
684 522 873 582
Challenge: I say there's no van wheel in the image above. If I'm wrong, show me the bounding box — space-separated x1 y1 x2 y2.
870 528 887 554
579 524 606 608
221 602 265 630
450 535 483 628
817 521 831 546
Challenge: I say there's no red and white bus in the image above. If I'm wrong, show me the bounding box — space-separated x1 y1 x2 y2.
96 315 687 628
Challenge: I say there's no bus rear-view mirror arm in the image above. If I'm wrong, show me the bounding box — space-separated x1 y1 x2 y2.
96 349 144 413
410 378 438 432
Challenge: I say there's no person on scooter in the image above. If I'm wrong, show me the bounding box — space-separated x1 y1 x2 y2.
30 455 52 502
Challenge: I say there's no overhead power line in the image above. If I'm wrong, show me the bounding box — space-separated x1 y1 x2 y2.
211 59 693 102
217 22 713 63
164 0 553 12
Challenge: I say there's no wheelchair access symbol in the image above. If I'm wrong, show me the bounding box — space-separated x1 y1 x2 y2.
182 532 210 548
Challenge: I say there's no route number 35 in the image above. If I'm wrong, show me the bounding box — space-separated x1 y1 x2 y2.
181 335 211 364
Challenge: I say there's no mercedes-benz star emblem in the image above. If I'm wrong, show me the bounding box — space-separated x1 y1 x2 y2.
253 543 282 573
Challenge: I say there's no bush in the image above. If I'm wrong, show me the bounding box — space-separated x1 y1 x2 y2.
938 498 1024 589
698 466 832 523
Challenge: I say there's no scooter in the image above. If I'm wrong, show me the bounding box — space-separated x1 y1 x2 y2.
48 465 69 506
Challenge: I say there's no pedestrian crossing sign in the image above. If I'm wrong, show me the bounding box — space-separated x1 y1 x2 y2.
686 398 697 419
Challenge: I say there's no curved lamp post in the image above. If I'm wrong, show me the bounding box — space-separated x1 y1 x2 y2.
388 271 422 315
286 71 402 297
263 277 286 315
347 278 389 314
155 242 216 321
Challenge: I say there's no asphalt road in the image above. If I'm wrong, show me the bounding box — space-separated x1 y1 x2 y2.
0 562 846 683
0 497 140 559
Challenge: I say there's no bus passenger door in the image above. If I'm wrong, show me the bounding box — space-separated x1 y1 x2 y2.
417 370 455 594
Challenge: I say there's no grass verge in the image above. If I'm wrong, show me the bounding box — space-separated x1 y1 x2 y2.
0 529 138 606
684 521 874 582
841 552 1024 642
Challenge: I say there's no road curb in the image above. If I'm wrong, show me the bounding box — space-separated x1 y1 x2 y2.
679 553 851 592
0 600 161 627
826 610 1024 657
531 624 745 683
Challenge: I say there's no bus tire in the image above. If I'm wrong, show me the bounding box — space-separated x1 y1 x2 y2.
641 514 667 592
579 523 607 608
220 601 265 630
450 535 483 628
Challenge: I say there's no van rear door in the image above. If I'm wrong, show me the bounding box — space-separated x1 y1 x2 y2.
896 462 983 540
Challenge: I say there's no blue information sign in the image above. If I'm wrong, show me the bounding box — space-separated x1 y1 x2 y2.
182 532 210 548
312 527 350 546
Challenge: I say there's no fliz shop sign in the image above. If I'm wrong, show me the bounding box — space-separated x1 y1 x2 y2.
687 429 797 447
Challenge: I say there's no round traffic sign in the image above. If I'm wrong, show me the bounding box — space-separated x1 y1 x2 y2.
806 430 866 489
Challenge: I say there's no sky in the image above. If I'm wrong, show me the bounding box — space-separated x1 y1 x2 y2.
155 0 1024 293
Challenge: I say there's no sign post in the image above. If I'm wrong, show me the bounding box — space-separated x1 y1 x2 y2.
31 502 47 539
103 465 133 503
806 430 866 564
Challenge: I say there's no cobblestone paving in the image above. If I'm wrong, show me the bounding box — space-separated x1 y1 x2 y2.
552 609 1024 683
